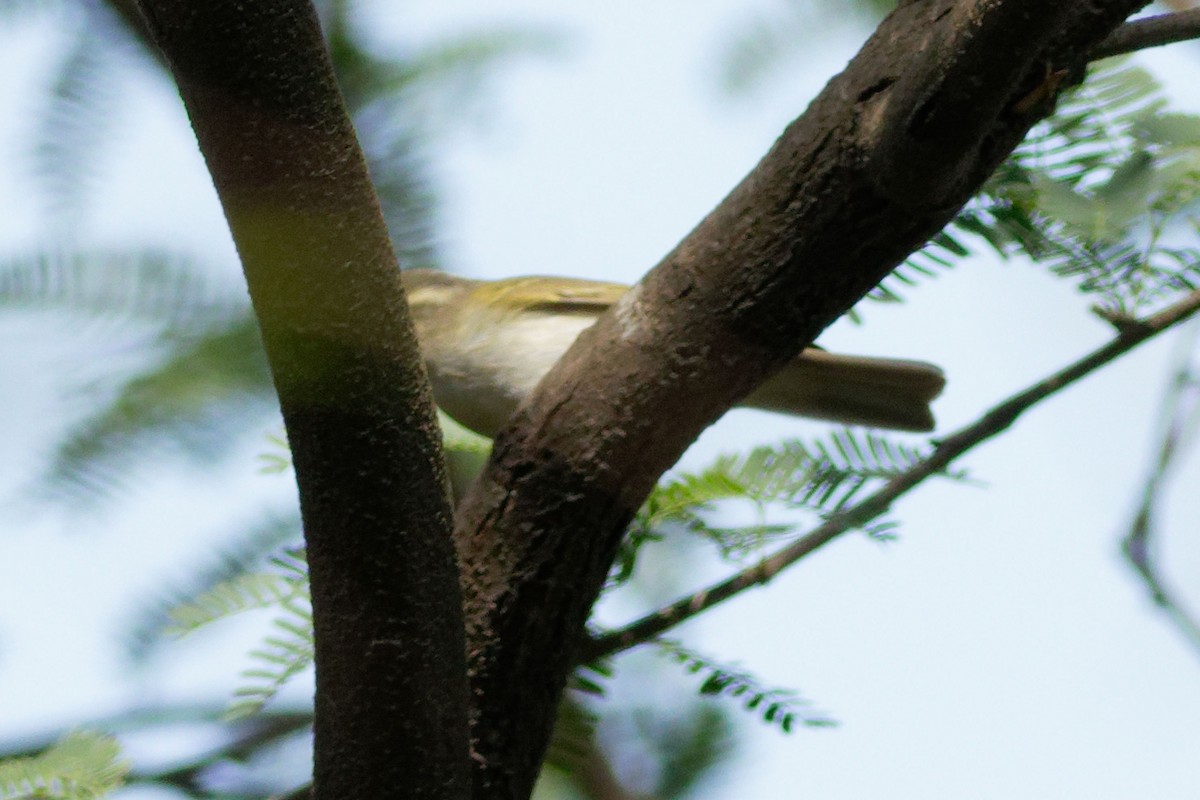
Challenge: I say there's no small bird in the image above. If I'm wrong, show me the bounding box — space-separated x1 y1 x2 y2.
400 269 945 437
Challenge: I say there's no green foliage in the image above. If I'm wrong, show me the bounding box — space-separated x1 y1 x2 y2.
164 549 313 720
14 0 164 228
166 556 308 636
723 44 1200 318
0 732 128 800
567 658 614 699
3 1 560 506
41 316 275 504
0 250 273 505
618 429 961 577
863 230 971 306
0 250 247 328
865 60 1200 315
650 704 733 800
544 653 738 800
152 417 886 739
30 3 152 232
658 641 836 733
544 661 614 775
0 709 315 800
125 513 303 661
257 431 294 474
140 421 491 716
34 34 110 229
225 594 315 721
542 698 598 777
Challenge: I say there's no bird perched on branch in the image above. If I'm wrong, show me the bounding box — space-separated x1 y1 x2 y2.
400 269 945 438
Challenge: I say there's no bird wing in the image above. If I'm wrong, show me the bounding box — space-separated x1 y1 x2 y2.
484 276 629 315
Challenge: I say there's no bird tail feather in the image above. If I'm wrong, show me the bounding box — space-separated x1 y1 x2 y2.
745 350 946 432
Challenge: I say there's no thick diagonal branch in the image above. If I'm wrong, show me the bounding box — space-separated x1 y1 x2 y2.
453 2 1150 798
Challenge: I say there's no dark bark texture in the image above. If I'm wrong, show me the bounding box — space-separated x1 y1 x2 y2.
133 3 471 799
454 2 1150 797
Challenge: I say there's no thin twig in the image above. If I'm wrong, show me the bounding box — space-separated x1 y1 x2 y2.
583 291 1200 662
1092 10 1200 59
1121 318 1200 658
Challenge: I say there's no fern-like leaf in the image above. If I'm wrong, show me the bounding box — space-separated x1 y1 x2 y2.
176 551 317 720
544 696 600 776
1 250 273 504
225 593 316 720
854 60 1200 315
126 513 303 661
0 731 128 800
257 431 294 474
33 33 116 229
166 570 305 636
543 658 613 772
658 641 835 733
629 430 962 564
26 0 164 228
35 316 276 506
0 250 247 328
721 29 1200 318
652 704 733 800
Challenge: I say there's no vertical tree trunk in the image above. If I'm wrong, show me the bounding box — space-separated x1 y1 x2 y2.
134 3 471 798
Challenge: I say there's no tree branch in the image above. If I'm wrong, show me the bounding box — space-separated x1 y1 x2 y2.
1121 319 1200 659
131 3 470 799
453 2 1151 797
1092 9 1200 59
585 292 1200 661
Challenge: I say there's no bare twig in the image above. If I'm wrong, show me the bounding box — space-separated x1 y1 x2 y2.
1092 10 1200 59
1121 319 1200 657
585 290 1200 662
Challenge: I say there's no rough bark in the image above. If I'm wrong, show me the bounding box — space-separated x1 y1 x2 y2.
454 2 1150 797
133 3 470 799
